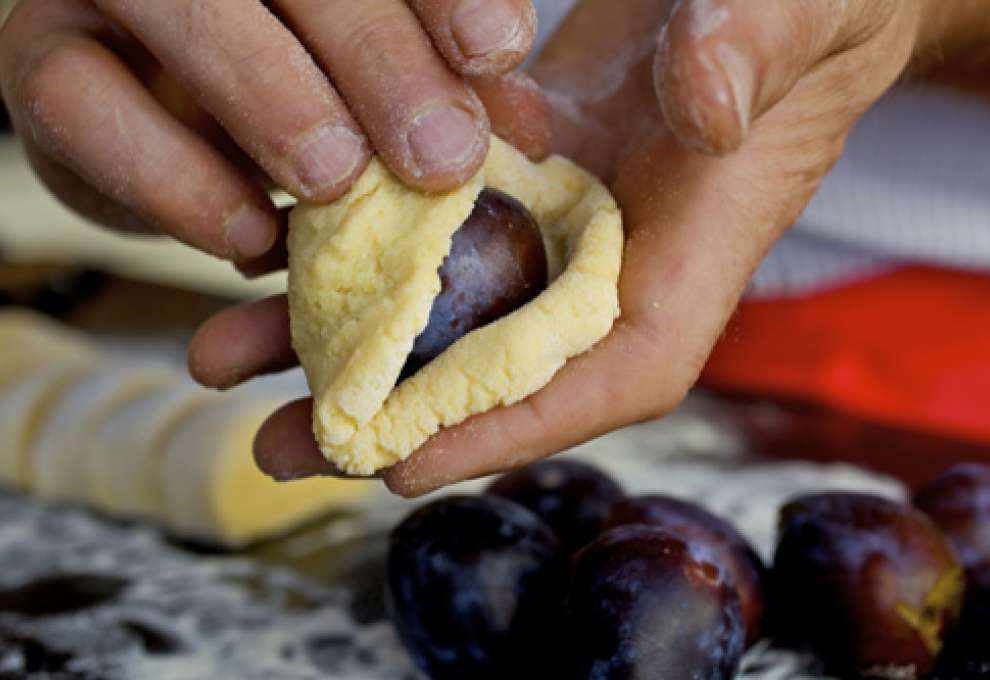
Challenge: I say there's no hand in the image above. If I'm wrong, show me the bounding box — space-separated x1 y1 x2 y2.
0 0 549 267
196 0 977 493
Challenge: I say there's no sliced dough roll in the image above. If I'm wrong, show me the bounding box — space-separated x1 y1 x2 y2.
0 309 96 379
161 397 376 546
86 376 215 518
0 307 96 364
0 358 96 489
30 362 173 501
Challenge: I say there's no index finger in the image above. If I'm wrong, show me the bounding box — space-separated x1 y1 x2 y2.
407 0 537 77
92 0 371 203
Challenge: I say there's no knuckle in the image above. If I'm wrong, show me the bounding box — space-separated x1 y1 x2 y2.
177 1 299 85
334 4 420 64
180 0 290 79
177 0 225 46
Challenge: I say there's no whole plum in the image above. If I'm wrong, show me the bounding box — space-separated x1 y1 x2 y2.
931 596 990 680
915 464 990 679
386 494 565 680
487 459 625 554
565 524 746 680
914 463 990 593
402 188 547 378
772 492 964 679
604 494 767 647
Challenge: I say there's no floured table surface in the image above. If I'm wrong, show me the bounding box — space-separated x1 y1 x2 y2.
0 397 907 680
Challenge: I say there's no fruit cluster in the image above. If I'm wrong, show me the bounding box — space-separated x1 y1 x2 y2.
385 460 990 679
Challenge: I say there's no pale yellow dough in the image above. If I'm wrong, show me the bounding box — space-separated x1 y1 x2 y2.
289 137 623 476
0 309 96 386
160 397 375 546
0 309 379 545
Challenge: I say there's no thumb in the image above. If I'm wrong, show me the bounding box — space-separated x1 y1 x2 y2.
655 0 919 154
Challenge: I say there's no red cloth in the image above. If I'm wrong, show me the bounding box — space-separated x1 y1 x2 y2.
701 266 990 445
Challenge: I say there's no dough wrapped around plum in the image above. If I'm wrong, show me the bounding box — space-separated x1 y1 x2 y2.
288 137 623 476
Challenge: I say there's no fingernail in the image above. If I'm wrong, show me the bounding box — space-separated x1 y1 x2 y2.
406 106 484 177
224 204 275 259
291 124 365 199
714 43 752 142
452 0 524 58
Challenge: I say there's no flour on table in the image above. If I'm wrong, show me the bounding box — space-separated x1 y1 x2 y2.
0 396 903 679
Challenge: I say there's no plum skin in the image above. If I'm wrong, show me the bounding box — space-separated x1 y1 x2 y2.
915 464 990 679
487 459 626 555
565 524 746 680
914 462 990 594
771 492 964 679
931 595 990 680
604 494 767 648
385 494 566 680
403 188 547 378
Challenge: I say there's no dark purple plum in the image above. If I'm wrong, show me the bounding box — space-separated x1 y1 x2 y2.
772 492 964 679
604 495 767 647
916 465 990 679
914 463 990 594
402 188 547 378
487 459 626 554
932 594 990 680
566 524 746 680
385 495 565 680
